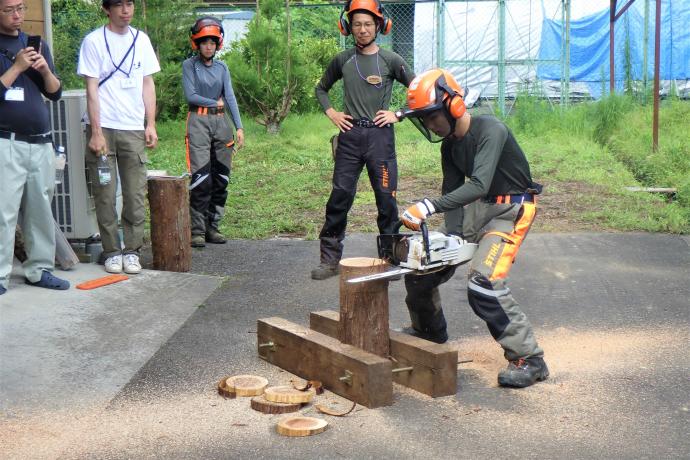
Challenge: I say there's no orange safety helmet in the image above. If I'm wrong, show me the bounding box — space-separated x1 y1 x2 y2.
338 0 392 36
402 68 466 142
190 17 224 51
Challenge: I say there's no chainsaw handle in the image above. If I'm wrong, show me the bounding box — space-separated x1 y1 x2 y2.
420 221 431 264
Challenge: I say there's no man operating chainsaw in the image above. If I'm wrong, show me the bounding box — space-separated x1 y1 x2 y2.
311 0 414 280
398 68 548 388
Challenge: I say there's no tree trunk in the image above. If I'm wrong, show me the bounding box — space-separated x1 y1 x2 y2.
338 257 390 357
147 176 191 272
266 121 280 134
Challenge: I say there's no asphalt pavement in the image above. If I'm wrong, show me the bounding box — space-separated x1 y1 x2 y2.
0 232 688 459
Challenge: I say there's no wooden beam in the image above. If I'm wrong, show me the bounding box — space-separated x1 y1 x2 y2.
257 317 393 408
310 311 458 398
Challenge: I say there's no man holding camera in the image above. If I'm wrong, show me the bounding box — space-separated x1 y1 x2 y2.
0 0 69 295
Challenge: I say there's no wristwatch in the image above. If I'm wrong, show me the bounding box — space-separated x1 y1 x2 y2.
394 110 404 121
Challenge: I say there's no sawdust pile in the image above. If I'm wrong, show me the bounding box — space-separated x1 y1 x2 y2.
1 326 686 459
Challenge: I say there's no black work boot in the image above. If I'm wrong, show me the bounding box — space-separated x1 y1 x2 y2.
206 228 227 244
498 357 549 388
398 326 448 344
311 263 339 280
191 234 206 248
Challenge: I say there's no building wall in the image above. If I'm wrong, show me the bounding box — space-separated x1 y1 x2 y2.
22 0 45 36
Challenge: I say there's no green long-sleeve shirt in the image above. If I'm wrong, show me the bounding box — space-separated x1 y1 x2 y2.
431 115 535 233
315 47 414 120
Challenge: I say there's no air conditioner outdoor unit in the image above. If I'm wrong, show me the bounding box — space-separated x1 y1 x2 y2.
48 89 99 240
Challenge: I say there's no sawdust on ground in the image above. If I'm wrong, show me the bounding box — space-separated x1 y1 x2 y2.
1 325 687 459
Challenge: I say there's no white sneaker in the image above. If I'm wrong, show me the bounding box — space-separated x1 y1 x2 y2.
105 255 123 273
123 254 142 274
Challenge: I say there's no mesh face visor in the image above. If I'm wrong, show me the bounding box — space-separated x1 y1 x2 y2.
403 103 451 143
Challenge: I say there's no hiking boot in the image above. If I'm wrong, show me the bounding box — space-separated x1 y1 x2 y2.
191 235 206 248
105 255 123 273
311 263 339 280
123 254 142 275
205 228 227 244
398 326 448 344
498 356 549 388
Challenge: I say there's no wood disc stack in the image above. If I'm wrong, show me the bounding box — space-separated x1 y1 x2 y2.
276 416 328 437
264 385 316 404
221 375 269 397
250 395 301 414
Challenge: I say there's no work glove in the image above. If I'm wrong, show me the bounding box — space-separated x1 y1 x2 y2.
401 198 435 231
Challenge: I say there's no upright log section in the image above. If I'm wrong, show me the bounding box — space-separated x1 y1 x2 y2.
338 257 390 357
147 176 191 272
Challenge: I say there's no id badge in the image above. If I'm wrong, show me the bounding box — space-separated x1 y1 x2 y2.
120 78 136 89
5 87 25 101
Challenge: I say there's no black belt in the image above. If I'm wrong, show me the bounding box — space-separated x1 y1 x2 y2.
352 118 377 128
0 130 52 144
486 193 535 204
189 105 225 115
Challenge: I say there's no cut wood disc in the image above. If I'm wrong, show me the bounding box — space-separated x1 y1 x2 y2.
225 375 269 397
264 385 316 404
250 395 301 414
217 376 236 399
276 416 328 437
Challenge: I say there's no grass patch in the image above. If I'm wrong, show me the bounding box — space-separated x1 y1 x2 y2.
151 99 690 239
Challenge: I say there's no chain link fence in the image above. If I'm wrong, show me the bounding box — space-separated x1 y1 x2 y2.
212 1 688 116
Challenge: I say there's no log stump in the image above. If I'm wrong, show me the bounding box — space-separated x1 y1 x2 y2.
147 176 191 272
338 257 390 357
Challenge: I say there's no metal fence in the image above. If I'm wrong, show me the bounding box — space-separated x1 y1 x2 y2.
212 1 576 116
210 1 687 116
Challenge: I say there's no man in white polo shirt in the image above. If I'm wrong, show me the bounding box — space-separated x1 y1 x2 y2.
77 0 159 274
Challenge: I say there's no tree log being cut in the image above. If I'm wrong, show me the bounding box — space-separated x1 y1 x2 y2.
339 257 390 357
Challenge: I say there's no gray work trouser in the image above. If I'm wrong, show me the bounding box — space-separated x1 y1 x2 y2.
185 111 234 235
0 137 56 288
405 199 543 361
85 126 147 258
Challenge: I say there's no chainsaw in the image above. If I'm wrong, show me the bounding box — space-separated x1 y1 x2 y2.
347 221 477 283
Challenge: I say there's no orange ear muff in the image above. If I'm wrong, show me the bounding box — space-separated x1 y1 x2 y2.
338 12 351 36
381 17 392 35
339 0 352 36
447 93 466 119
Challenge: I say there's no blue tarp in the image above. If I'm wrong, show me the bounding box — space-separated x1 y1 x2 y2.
537 1 690 98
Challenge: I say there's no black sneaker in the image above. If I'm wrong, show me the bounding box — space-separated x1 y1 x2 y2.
498 357 549 388
398 326 448 344
191 235 206 248
205 229 227 244
311 263 339 280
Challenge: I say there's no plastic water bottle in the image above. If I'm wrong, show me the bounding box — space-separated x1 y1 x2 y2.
97 155 111 185
54 145 66 185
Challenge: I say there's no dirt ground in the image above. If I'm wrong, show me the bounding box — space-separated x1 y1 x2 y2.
346 178 611 234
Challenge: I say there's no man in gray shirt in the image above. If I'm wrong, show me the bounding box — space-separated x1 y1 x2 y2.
311 0 414 279
183 17 244 247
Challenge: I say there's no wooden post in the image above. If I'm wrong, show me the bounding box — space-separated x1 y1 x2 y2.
338 257 390 358
147 176 191 272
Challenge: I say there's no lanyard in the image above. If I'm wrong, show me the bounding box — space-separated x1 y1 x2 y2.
103 26 138 79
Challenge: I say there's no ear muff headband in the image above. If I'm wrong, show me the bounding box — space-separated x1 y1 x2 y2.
338 0 392 36
437 74 466 119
